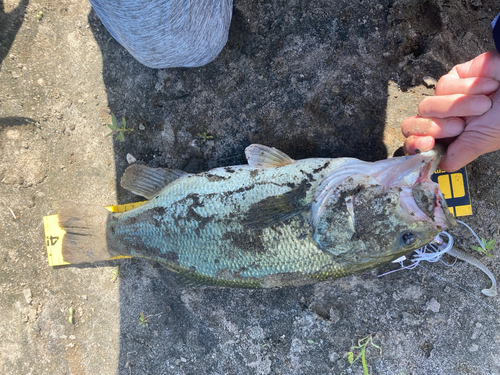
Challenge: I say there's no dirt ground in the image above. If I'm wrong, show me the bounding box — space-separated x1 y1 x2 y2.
1 0 500 374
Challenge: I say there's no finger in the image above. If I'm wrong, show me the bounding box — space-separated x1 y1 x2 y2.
418 94 491 118
403 135 435 155
435 76 499 96
454 51 500 81
439 131 490 172
401 116 465 138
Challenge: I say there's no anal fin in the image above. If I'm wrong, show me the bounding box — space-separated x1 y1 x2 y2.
120 164 189 199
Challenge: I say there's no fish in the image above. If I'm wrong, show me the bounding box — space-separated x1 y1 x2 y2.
58 144 456 288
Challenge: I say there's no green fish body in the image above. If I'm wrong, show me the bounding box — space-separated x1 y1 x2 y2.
59 144 456 288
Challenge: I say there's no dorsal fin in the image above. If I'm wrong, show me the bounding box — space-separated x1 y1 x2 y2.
120 164 189 199
245 144 296 168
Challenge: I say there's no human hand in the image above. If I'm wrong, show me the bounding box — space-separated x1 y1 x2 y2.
401 51 500 171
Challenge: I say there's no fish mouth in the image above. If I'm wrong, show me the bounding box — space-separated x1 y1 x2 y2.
413 144 444 184
396 145 456 231
402 181 456 230
371 144 445 188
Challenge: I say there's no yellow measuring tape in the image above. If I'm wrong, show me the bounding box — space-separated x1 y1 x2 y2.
43 169 472 267
43 201 146 266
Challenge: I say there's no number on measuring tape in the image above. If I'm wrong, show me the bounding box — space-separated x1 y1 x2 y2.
46 236 59 246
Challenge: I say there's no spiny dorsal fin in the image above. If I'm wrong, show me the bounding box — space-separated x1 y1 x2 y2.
245 144 296 168
243 182 311 230
120 164 189 199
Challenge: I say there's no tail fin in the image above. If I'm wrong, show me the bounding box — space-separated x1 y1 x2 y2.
58 202 113 264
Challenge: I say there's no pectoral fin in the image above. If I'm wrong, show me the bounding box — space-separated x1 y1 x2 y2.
245 144 296 168
120 164 189 199
243 183 311 229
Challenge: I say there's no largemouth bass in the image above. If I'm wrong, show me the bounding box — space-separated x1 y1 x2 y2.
59 144 456 288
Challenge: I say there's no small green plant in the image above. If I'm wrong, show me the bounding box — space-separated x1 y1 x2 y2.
307 339 314 344
138 312 150 327
197 131 213 143
344 335 381 375
470 238 496 258
110 267 120 282
68 307 75 324
106 113 133 142
36 11 44 20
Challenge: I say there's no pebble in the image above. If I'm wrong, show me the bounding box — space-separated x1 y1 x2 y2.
126 154 137 164
469 344 479 352
23 288 32 305
425 298 440 313
423 76 437 87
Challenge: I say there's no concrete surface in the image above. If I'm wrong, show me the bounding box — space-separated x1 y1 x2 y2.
1 0 500 374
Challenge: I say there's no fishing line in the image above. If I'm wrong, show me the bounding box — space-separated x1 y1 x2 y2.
378 221 498 303
377 232 454 278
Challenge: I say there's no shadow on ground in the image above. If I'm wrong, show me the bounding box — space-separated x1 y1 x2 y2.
0 0 29 69
87 0 500 374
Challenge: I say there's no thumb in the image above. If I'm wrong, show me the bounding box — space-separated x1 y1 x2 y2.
438 132 488 172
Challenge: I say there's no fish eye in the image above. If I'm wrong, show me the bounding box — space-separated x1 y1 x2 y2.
400 232 416 246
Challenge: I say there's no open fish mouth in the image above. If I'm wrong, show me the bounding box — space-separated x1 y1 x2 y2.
369 145 443 189
365 145 456 231
405 180 455 230
397 147 456 231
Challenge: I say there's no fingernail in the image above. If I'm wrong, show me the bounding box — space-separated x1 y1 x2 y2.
482 79 499 93
415 136 433 151
471 97 491 113
445 119 464 136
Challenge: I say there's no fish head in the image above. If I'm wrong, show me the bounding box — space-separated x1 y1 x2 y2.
312 146 456 271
